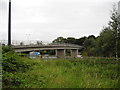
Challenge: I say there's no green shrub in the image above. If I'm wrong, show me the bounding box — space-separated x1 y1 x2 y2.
2 52 33 73
2 47 119 88
2 46 14 54
2 46 37 88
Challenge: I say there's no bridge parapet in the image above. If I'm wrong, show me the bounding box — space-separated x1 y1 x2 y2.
49 43 81 47
12 43 83 50
0 40 83 49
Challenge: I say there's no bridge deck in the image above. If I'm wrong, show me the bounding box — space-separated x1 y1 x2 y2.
12 44 83 52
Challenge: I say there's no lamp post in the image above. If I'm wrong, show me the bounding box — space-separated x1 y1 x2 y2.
8 0 11 46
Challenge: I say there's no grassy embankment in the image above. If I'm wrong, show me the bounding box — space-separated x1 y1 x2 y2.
2 47 120 88
2 52 119 88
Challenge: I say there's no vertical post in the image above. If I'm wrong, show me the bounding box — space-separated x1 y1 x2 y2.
8 0 11 46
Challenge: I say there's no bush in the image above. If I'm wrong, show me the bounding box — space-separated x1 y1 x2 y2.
2 46 14 54
2 46 36 88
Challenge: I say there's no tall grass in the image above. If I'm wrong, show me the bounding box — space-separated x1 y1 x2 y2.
3 56 119 88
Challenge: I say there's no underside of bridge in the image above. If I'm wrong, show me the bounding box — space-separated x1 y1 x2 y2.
13 44 82 58
16 49 79 58
56 49 78 58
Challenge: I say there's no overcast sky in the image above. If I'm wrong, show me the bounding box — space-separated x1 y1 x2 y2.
0 0 120 43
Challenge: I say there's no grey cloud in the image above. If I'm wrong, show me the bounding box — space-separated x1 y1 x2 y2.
1 0 118 42
0 0 7 11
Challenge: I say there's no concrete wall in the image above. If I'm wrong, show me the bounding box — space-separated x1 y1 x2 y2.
56 49 78 58
71 49 78 58
56 49 66 58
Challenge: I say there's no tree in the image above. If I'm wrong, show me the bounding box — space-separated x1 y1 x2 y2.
88 35 96 39
83 37 96 56
96 6 120 57
109 7 120 58
75 36 87 46
36 41 43 45
52 37 66 43
97 27 116 57
65 37 76 44
20 42 24 46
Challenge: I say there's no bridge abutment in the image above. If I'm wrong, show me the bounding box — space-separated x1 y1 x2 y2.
56 49 66 58
71 49 78 58
55 49 78 58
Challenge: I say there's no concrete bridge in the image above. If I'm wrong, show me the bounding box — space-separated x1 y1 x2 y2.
12 43 83 58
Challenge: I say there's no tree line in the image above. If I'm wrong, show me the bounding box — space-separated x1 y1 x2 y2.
52 8 120 58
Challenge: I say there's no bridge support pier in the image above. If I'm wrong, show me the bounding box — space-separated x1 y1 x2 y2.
56 49 66 58
71 49 78 58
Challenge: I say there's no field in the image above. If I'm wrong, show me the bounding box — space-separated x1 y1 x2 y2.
2 53 119 88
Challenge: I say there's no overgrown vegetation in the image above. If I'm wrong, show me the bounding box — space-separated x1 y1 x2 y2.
2 46 119 88
2 46 36 88
2 3 120 88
